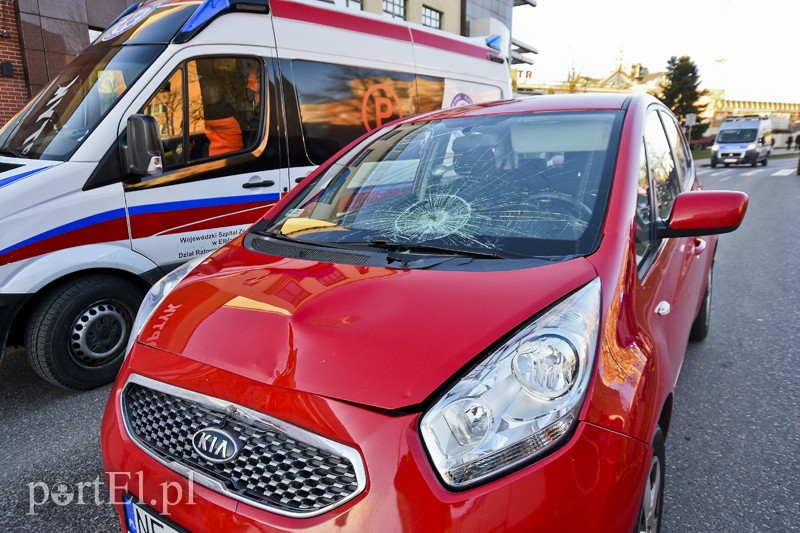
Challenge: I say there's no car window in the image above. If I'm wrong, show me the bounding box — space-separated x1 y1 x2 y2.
658 110 690 187
261 111 623 260
635 139 654 266
142 56 263 169
644 110 680 222
144 67 184 167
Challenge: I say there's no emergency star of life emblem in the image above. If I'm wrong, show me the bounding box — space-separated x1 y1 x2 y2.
362 83 403 131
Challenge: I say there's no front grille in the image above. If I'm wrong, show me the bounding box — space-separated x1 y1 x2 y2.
121 376 364 517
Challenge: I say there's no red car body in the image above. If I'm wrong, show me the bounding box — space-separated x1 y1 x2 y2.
102 94 747 532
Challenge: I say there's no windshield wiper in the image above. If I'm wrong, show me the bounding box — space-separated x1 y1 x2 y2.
259 230 347 250
0 147 23 158
355 239 504 259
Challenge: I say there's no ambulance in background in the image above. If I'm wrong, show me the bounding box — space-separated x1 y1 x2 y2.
0 0 511 389
710 114 773 168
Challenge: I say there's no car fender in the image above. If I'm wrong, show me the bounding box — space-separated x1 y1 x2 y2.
0 242 159 294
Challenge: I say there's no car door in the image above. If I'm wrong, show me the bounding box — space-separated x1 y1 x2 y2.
122 47 288 269
658 110 713 338
633 108 691 386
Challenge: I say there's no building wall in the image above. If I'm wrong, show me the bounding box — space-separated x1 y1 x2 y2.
465 0 511 35
362 0 461 33
0 0 31 125
17 0 137 98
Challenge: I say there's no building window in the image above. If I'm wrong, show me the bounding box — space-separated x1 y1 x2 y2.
383 0 406 20
422 6 442 29
333 0 362 11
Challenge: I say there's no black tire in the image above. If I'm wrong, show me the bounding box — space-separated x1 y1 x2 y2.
634 427 665 533
710 159 717 168
761 157 768 166
24 274 145 390
689 265 713 341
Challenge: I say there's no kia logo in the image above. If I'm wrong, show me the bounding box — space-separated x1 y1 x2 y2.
191 427 242 464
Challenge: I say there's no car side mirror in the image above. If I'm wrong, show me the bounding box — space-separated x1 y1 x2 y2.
124 114 164 177
656 190 748 238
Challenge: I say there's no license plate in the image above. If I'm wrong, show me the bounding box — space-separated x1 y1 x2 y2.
724 158 737 163
123 494 185 533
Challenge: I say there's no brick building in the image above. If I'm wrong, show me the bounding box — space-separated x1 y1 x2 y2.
0 0 33 124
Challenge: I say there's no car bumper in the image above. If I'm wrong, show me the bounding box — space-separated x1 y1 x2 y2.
713 149 759 164
102 348 651 532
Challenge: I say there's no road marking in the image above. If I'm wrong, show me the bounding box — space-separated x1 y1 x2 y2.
710 171 730 176
772 169 794 176
719 175 735 182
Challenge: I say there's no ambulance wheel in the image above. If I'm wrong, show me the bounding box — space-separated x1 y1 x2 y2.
25 274 145 390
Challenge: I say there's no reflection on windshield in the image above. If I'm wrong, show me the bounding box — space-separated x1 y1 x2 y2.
0 44 164 161
717 129 757 144
264 112 621 259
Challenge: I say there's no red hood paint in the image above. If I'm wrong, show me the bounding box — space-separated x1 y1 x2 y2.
139 248 597 410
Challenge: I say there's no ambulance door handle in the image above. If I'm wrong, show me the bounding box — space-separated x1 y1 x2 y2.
242 179 275 189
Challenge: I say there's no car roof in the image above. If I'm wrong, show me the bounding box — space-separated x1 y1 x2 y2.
402 93 643 124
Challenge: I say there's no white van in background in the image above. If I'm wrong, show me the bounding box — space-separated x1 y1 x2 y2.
710 114 773 168
0 0 511 389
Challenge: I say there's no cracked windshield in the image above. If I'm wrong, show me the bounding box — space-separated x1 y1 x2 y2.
266 111 622 259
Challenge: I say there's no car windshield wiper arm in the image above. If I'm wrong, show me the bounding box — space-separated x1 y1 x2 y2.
355 239 504 259
259 230 347 250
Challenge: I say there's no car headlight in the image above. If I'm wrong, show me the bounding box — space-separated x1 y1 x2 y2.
711 144 719 151
420 278 600 489
124 254 208 358
747 143 756 150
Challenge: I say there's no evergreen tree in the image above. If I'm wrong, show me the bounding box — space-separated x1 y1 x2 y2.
656 55 709 138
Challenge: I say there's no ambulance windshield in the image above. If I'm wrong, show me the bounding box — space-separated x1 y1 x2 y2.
717 128 757 144
0 44 164 161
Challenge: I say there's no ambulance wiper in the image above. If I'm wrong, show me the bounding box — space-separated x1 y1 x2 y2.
0 147 22 158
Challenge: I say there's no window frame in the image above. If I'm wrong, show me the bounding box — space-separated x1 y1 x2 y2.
639 105 686 276
383 0 406 20
140 54 266 170
422 6 442 29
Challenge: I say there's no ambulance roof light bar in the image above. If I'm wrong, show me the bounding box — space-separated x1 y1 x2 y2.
174 0 270 44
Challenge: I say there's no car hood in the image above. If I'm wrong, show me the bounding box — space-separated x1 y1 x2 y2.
140 249 598 410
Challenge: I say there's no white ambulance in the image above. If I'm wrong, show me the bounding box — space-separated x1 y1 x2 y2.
0 0 511 388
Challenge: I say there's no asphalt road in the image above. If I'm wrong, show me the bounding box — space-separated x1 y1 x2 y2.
0 155 798 532
663 155 800 532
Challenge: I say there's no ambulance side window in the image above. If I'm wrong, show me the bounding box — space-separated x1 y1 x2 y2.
141 56 264 169
144 68 185 167
290 60 422 165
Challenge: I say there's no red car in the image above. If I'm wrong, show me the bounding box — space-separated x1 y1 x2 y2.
101 94 747 532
